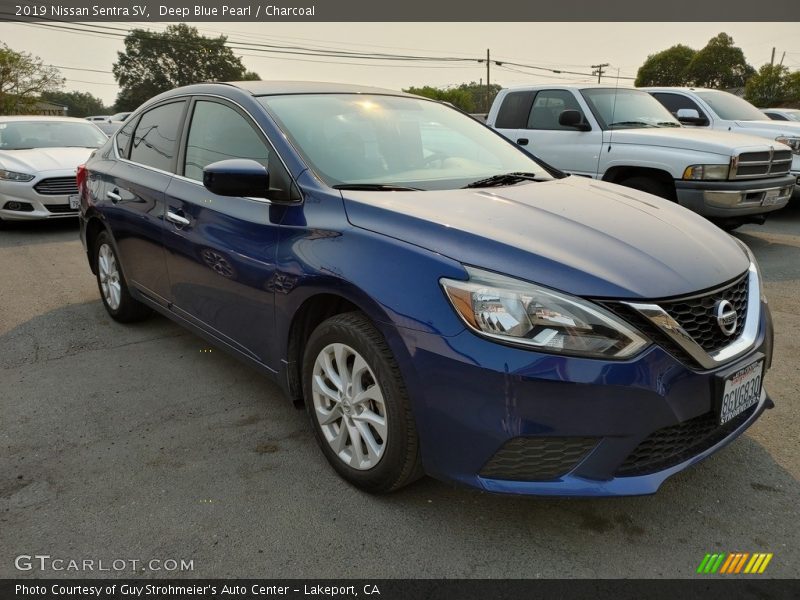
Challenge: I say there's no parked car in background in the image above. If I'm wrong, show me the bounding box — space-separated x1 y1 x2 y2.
487 84 794 230
79 81 773 497
0 116 107 223
644 88 800 198
761 108 800 122
85 115 110 122
95 121 124 137
108 112 132 122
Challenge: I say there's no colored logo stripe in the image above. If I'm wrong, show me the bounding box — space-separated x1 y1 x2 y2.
698 552 773 574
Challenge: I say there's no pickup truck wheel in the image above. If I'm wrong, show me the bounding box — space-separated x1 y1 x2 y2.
302 312 423 493
619 176 674 201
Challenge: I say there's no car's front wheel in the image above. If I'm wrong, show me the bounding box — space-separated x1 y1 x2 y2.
302 312 423 493
94 231 151 323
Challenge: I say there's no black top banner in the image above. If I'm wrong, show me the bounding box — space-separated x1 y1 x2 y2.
1 0 799 21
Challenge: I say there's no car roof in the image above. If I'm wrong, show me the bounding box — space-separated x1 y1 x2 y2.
0 116 95 123
639 87 719 92
173 80 419 98
503 82 637 92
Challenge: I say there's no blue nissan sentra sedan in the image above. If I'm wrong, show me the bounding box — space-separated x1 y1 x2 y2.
78 82 774 496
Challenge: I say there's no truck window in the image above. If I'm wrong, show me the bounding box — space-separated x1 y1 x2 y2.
526 90 584 130
651 93 708 122
494 91 535 129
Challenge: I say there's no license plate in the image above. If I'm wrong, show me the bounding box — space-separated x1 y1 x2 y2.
69 195 80 210
719 360 763 425
762 189 781 206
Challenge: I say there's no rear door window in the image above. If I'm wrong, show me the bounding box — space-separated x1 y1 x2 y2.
494 91 535 129
129 101 187 172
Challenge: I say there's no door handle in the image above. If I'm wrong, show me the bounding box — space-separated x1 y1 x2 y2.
516 138 529 146
166 211 190 227
106 189 122 203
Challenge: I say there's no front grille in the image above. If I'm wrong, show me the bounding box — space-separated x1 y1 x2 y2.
44 203 78 214
616 404 757 476
734 149 792 179
479 437 598 481
660 274 749 354
34 177 78 196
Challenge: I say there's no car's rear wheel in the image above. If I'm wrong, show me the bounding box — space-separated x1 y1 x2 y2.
302 312 423 493
94 231 151 323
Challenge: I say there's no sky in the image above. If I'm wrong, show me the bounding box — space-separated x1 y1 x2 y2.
0 21 798 107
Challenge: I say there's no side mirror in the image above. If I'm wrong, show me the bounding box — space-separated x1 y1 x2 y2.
676 108 708 126
203 159 269 198
559 110 591 131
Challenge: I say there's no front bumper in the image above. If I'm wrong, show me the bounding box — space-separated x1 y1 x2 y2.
0 174 79 221
390 302 773 497
675 174 795 217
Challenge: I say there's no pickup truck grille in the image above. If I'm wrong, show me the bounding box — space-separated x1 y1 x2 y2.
733 149 792 179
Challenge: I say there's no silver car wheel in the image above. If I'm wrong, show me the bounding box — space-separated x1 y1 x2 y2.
311 343 388 470
98 243 122 310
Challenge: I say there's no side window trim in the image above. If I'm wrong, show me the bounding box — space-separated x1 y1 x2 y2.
115 114 141 159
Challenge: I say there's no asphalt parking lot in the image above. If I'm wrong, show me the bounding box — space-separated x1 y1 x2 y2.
1 206 798 579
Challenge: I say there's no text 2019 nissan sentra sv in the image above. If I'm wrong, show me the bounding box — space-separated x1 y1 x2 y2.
78 82 774 496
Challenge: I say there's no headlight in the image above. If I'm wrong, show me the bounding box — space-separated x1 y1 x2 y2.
440 267 650 359
0 169 34 182
775 136 800 155
683 164 730 180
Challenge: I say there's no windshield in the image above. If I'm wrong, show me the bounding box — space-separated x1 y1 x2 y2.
694 91 770 121
0 121 108 150
779 110 800 122
580 88 680 129
258 94 552 190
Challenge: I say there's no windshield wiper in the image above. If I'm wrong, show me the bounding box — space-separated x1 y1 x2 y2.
608 121 656 128
463 172 543 188
332 183 423 191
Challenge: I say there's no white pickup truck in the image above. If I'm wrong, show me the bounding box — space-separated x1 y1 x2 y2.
644 87 800 197
486 84 795 229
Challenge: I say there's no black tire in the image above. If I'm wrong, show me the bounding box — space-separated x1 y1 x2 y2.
93 231 151 323
716 221 743 232
302 311 423 493
619 176 675 201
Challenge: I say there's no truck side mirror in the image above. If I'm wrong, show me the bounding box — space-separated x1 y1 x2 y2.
559 110 591 131
676 108 708 126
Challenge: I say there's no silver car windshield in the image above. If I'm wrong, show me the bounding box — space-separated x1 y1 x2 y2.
580 88 681 130
0 121 108 150
258 94 552 190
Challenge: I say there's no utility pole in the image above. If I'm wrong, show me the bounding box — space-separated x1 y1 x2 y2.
770 47 775 65
486 48 491 113
591 63 609 84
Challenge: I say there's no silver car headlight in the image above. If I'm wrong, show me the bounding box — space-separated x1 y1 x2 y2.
0 169 35 182
440 267 650 359
775 136 800 155
683 164 730 180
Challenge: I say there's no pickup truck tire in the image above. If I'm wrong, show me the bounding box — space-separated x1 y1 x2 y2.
618 176 674 201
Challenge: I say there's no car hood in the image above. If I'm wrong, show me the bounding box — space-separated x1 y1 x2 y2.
0 147 95 174
733 119 800 137
342 176 749 300
607 127 781 155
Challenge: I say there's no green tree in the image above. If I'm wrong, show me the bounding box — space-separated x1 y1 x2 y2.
784 71 800 107
455 81 502 112
0 44 63 115
635 44 696 87
403 85 475 112
744 64 792 107
40 90 106 118
112 24 260 111
685 33 755 89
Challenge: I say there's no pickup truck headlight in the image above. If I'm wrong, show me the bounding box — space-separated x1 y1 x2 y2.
775 136 800 155
0 169 35 182
683 164 730 180
440 267 649 359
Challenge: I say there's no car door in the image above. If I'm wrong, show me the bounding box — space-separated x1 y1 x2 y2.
162 97 289 367
104 100 188 305
521 89 602 177
491 89 536 148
